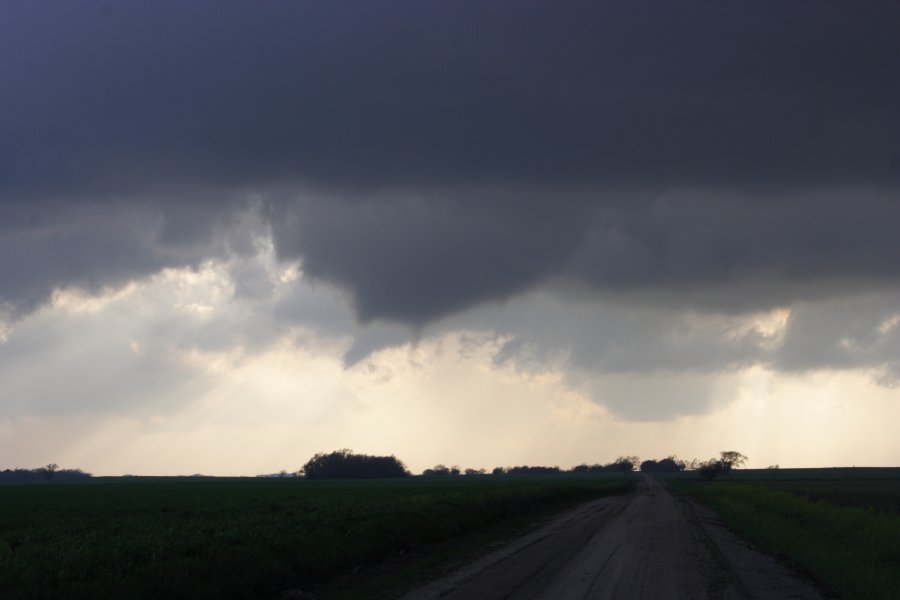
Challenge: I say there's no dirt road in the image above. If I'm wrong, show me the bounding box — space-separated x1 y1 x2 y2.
403 476 825 600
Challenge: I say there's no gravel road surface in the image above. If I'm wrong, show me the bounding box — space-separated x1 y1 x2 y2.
403 476 825 600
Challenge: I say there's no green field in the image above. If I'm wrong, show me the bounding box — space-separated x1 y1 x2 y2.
0 474 633 599
671 469 900 600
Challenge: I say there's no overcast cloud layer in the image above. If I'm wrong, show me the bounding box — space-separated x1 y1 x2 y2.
2 2 899 402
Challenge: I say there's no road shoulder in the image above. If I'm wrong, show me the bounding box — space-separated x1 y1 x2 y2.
682 496 829 599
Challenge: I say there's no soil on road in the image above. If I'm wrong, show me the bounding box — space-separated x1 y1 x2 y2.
403 476 825 600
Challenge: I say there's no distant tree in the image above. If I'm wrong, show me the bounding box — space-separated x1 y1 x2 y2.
641 455 686 473
64 468 91 479
464 468 485 476
0 467 90 483
718 451 748 473
301 449 410 480
697 451 748 480
423 464 451 476
422 464 463 476
42 463 59 482
661 456 686 471
603 456 639 473
639 459 657 472
491 467 506 475
571 463 605 474
697 460 724 480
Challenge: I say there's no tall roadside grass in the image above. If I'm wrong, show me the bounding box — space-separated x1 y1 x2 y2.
0 475 633 599
682 482 900 600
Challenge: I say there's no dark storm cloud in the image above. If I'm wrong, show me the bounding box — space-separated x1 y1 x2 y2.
268 194 590 324
0 199 259 317
566 190 900 296
267 185 900 323
2 1 899 323
3 1 898 195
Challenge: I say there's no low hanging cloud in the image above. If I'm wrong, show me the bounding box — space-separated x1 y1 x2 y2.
268 186 900 325
267 193 591 324
2 1 899 395
0 198 266 320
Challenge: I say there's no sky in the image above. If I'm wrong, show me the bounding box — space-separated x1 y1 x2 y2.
2 2 899 475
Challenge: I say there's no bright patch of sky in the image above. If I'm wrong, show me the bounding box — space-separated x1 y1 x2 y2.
1 239 897 474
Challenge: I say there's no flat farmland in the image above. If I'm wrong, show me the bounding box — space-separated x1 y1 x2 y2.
0 475 632 599
5 469 896 599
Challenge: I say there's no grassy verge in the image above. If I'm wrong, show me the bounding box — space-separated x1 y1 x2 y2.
0 475 633 599
725 479 900 515
673 481 900 600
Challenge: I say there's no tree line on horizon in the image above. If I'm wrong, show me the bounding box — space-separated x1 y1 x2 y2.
297 450 747 480
0 464 92 483
3 451 749 482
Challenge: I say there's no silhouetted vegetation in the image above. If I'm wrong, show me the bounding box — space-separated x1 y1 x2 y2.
571 456 640 474
697 461 723 480
478 457 643 477
424 456 649 478
42 463 58 481
697 451 748 480
301 452 648 480
301 449 410 479
571 464 604 474
640 456 686 473
718 450 748 472
422 464 461 476
0 466 91 483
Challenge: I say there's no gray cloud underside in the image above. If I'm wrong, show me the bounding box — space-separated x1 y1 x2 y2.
412 287 900 420
2 2 899 332
0 199 260 317
269 188 900 324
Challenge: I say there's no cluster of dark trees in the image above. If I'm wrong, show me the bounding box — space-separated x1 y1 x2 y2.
297 450 747 480
697 451 748 480
423 456 640 477
639 456 687 473
572 456 641 474
418 452 747 478
0 464 91 483
301 449 410 480
422 465 461 476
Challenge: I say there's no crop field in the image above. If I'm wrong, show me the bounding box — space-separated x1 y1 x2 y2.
672 469 900 600
0 474 632 599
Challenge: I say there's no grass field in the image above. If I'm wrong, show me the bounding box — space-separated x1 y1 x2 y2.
671 469 900 600
0 474 633 599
